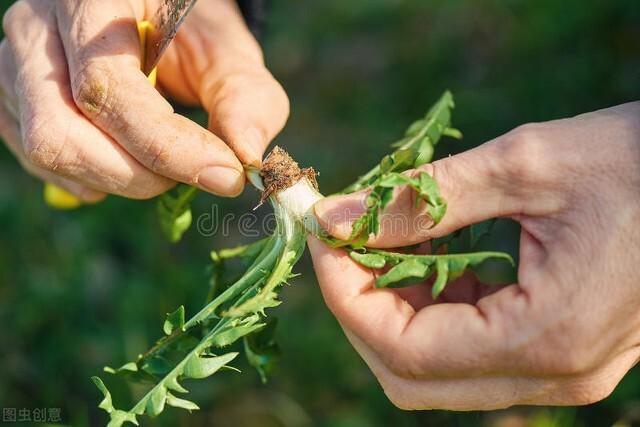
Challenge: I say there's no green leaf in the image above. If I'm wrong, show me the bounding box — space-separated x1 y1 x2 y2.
389 149 416 172
166 392 199 412
146 385 167 417
405 119 426 136
414 137 434 167
212 237 271 263
349 251 387 269
349 250 514 298
376 258 431 288
157 185 198 243
104 362 138 375
183 352 239 379
443 127 463 139
211 322 266 347
92 376 115 414
342 91 457 194
431 258 450 298
377 173 413 188
164 374 188 394
244 318 281 384
163 306 185 336
92 377 139 427
224 244 305 318
416 172 447 223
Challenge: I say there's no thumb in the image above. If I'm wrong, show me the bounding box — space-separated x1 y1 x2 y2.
314 137 529 248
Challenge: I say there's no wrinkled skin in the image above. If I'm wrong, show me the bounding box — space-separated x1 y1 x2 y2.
0 0 288 201
310 103 640 410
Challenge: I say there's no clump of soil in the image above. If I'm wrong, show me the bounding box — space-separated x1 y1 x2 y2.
260 146 317 202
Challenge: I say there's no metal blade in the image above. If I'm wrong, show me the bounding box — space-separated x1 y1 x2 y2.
142 0 199 75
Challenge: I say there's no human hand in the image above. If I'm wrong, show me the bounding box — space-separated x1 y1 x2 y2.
309 103 640 410
0 0 288 201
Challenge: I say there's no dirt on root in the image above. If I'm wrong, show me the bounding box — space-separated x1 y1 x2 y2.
260 146 317 203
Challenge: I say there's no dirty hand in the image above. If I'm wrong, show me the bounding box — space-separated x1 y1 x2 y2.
309 103 640 410
0 0 288 201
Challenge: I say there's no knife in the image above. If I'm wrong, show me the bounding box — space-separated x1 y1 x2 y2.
45 0 199 209
142 0 199 75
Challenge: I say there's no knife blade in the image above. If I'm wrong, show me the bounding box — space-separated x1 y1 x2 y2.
142 0 199 75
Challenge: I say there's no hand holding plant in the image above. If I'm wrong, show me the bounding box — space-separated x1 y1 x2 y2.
94 92 515 425
310 102 640 410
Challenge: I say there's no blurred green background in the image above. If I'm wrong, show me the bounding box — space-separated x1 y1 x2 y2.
1 0 640 426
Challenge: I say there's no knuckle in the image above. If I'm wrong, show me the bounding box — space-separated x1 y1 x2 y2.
23 126 57 170
22 119 70 172
146 140 174 176
499 124 552 185
72 63 111 119
2 2 24 39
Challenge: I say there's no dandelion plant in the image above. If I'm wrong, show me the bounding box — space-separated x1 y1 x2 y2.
93 91 514 426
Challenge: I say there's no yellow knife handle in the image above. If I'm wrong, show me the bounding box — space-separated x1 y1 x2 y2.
137 20 158 86
44 20 158 210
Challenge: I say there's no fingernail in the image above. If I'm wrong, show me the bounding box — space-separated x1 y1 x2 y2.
243 127 266 167
314 192 367 239
197 166 244 196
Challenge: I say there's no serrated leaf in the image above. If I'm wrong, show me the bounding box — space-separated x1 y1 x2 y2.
379 154 395 174
443 127 463 139
157 185 198 243
405 119 426 136
224 292 281 318
92 377 140 427
390 136 412 148
165 374 188 394
224 246 304 318
146 385 167 417
211 322 265 347
414 136 434 167
417 172 447 223
431 258 450 298
166 392 199 411
376 258 431 288
390 149 416 171
349 250 513 297
377 173 412 188
183 352 239 379
213 237 271 263
349 252 387 269
104 362 138 375
92 376 114 413
163 306 185 336
342 91 457 194
378 187 394 212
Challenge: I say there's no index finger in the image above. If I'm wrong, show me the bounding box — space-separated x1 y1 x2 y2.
307 236 531 379
55 0 244 196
